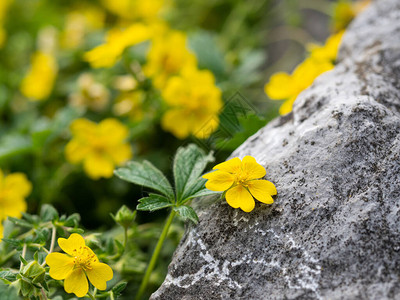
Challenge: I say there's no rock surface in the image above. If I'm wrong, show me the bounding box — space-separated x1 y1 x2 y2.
151 1 400 299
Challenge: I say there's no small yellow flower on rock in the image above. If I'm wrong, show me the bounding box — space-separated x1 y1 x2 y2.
144 30 197 89
265 57 333 115
0 170 31 238
65 118 132 179
203 156 277 212
20 51 58 101
46 233 113 298
84 23 153 68
161 67 222 139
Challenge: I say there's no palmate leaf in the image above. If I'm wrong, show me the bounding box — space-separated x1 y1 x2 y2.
173 144 214 203
173 205 199 224
137 194 173 212
115 161 174 199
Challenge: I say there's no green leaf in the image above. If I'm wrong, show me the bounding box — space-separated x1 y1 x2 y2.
40 204 59 222
112 281 127 295
0 281 20 300
173 144 214 203
0 134 32 161
0 271 17 282
7 217 32 229
188 30 226 78
137 194 173 212
185 188 220 200
115 161 174 199
173 206 199 224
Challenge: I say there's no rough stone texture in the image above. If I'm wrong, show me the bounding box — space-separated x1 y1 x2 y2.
151 1 400 299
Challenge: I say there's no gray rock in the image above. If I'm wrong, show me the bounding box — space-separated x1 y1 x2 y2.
151 0 400 299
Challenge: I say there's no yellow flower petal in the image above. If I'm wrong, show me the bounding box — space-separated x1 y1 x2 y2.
64 268 88 298
83 153 115 179
279 96 297 115
3 173 32 198
58 233 86 256
242 156 266 180
65 139 91 164
1 196 27 219
212 157 242 173
226 185 255 212
106 144 132 165
86 262 113 290
161 109 192 139
203 170 235 191
99 118 129 144
264 72 296 100
70 118 96 137
247 180 276 204
45 253 74 280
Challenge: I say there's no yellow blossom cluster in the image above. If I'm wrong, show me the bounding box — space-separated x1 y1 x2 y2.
82 0 223 139
46 233 113 297
203 156 277 212
265 31 344 115
0 170 32 238
65 118 132 179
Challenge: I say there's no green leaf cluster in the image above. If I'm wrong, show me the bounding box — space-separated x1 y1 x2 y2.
115 144 218 223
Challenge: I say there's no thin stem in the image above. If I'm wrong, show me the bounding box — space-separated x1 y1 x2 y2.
135 210 176 300
49 225 57 254
87 290 96 300
20 244 27 270
40 287 48 300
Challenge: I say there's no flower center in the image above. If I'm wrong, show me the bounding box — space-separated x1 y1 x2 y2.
72 246 97 271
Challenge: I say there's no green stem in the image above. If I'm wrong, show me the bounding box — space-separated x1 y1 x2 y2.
135 210 176 300
87 290 96 300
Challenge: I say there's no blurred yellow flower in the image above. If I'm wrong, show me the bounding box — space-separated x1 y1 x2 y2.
0 0 13 48
265 58 333 115
84 23 153 68
144 30 197 89
65 118 132 179
203 156 277 212
20 51 58 101
61 6 105 49
0 170 31 238
308 31 344 63
332 0 370 32
161 67 222 139
113 91 145 122
46 233 113 298
101 0 165 22
69 73 109 112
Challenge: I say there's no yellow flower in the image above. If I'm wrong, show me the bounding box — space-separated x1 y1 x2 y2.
265 57 333 115
84 23 153 68
101 0 165 22
65 118 132 179
161 67 222 139
113 90 145 122
20 51 58 101
144 30 197 89
0 170 31 238
203 156 277 213
69 73 110 112
332 0 370 32
45 233 113 298
308 31 344 63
